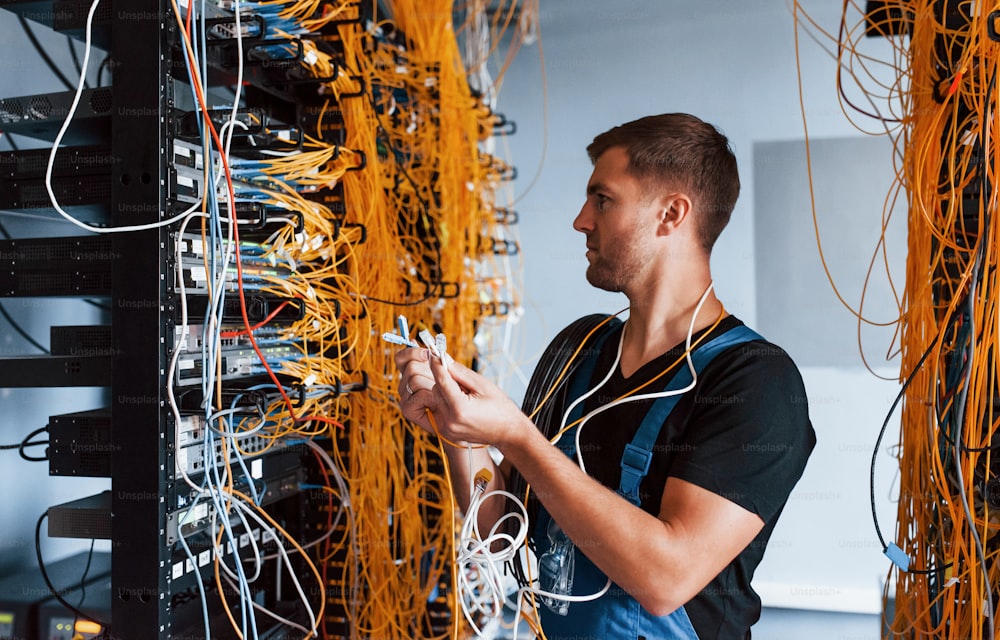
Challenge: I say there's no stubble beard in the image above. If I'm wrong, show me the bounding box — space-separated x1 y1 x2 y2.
585 230 660 295
585 248 640 294
585 260 624 293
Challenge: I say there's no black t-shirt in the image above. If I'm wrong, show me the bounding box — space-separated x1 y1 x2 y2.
549 315 815 639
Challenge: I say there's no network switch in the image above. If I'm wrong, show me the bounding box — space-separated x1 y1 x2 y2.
0 87 111 145
48 491 111 540
0 235 113 297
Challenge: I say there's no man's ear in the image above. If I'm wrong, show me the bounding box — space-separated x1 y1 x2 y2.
656 193 692 236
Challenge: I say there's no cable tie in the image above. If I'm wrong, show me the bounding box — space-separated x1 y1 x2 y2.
884 542 910 572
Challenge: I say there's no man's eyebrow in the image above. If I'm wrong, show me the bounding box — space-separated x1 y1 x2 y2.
587 182 608 195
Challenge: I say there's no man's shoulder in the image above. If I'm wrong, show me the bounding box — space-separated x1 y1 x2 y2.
557 313 624 341
711 316 799 371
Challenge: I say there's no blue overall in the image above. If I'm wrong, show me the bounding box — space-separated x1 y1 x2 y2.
534 323 764 640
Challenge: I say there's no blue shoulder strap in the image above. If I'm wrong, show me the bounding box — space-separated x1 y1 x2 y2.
558 321 765 505
617 324 763 505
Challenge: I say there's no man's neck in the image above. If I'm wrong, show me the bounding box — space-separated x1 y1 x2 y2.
619 278 724 378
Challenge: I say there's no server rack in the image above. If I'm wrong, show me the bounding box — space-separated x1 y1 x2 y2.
106 2 172 635
0 2 322 635
0 0 523 636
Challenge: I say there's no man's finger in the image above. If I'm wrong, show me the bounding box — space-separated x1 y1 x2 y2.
440 356 483 392
427 350 468 406
394 346 429 369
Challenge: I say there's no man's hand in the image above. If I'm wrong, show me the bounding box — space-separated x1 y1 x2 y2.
394 347 531 448
394 347 437 432
426 349 532 448
394 346 515 520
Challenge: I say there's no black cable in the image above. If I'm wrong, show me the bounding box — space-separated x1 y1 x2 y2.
0 301 50 354
35 512 110 628
837 5 902 124
18 16 75 91
1 425 46 455
67 36 89 89
74 538 96 625
18 425 48 462
870 335 951 575
874 57 999 582
950 211 995 633
73 538 97 630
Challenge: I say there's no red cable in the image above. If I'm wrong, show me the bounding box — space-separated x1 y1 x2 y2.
219 300 292 338
177 10 342 430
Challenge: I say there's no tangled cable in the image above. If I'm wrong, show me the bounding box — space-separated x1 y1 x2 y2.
794 2 1000 637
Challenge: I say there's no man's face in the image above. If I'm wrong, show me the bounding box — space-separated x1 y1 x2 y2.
572 147 660 293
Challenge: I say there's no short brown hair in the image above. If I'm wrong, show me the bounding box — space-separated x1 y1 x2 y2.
586 113 740 253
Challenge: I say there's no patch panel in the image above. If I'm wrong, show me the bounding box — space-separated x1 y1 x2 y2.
167 447 306 546
174 410 294 479
175 254 294 295
173 323 300 386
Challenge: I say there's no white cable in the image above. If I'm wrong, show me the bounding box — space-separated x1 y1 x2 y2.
261 438 351 558
177 6 268 637
510 578 611 640
453 458 608 637
555 331 621 448
207 406 265 437
498 283 717 636
456 479 529 636
221 569 314 636
296 438 351 508
229 497 320 637
168 212 212 491
44 0 205 233
204 456 260 639
573 282 715 475
177 497 214 640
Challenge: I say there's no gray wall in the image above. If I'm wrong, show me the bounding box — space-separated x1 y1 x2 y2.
495 0 905 615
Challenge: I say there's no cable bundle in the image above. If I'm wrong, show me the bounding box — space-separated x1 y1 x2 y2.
795 2 1000 637
223 1 534 637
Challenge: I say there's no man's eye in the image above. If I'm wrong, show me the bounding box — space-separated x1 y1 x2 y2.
596 195 609 210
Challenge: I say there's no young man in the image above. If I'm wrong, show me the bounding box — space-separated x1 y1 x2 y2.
395 113 815 639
